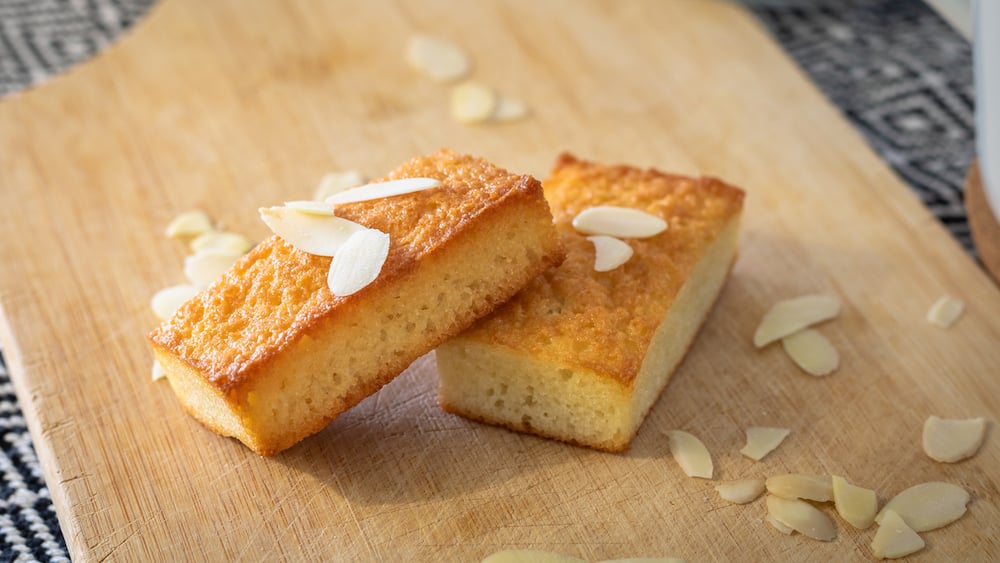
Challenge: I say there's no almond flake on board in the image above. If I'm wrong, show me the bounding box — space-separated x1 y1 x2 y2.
325 177 443 205
715 479 766 504
190 231 254 255
740 426 791 461
666 430 713 479
493 96 530 121
183 250 242 288
922 415 988 463
406 35 471 82
587 235 634 271
151 360 166 382
327 228 390 296
765 495 836 542
259 206 365 257
832 475 878 530
875 482 970 532
314 170 367 201
781 328 839 376
450 81 498 124
871 510 925 559
766 514 795 535
165 210 213 239
572 206 667 238
753 294 840 348
766 474 833 502
150 284 200 320
926 294 964 327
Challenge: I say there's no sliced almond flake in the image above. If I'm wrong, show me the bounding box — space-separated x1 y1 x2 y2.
481 549 586 563
832 475 878 530
327 229 390 296
494 96 530 121
190 231 254 255
151 360 166 382
922 415 988 463
150 284 200 320
572 206 668 238
165 210 213 239
183 251 241 288
766 474 833 502
871 510 925 559
259 206 365 256
284 200 336 216
450 81 498 124
876 482 970 532
781 328 839 376
766 514 795 535
325 177 443 205
715 479 766 504
753 294 841 348
406 35 471 82
766 495 836 542
587 235 634 272
666 430 713 479
740 426 791 461
314 170 367 201
926 295 964 327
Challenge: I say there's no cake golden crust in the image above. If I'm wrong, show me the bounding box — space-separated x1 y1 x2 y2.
455 153 744 385
437 153 744 451
149 149 564 455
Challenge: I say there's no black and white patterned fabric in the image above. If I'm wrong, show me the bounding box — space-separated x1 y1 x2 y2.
0 0 976 561
752 0 975 251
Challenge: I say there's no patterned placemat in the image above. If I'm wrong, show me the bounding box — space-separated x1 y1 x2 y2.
0 0 975 560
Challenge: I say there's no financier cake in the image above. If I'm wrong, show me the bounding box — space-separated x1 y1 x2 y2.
149 150 564 456
436 154 745 451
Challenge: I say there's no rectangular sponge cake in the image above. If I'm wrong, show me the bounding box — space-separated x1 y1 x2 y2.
148 150 564 456
436 154 745 452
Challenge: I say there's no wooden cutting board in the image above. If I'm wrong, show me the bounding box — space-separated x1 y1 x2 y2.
1 0 998 560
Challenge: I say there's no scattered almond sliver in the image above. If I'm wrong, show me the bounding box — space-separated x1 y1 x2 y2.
666 430 713 479
875 481 970 532
190 231 254 255
151 360 166 382
481 549 586 563
766 495 836 541
259 206 366 256
325 177 443 205
150 284 200 320
406 34 471 83
587 235 633 271
165 209 214 239
766 514 795 535
183 250 243 288
926 295 964 327
740 426 790 461
831 476 877 530
314 170 366 201
450 80 498 124
327 228 390 296
922 415 988 463
572 206 667 238
753 294 840 348
765 474 832 502
781 328 839 376
715 479 766 504
871 510 925 559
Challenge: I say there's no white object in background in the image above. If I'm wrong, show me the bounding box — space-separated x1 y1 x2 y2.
976 0 1000 222
925 0 972 38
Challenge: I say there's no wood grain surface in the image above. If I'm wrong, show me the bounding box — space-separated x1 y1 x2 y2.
1 0 998 561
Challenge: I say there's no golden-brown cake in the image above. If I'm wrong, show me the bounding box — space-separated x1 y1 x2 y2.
436 154 745 452
149 150 564 456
